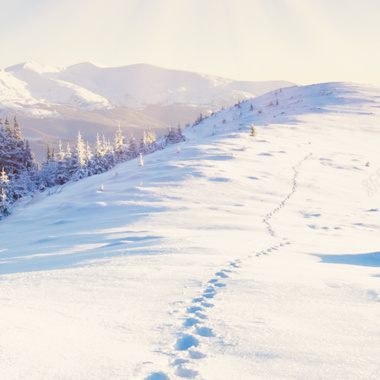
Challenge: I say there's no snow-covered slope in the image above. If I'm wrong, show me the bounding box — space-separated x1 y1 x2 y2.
4 61 111 111
1 82 379 379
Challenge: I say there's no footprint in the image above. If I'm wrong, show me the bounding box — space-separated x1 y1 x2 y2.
215 271 228 278
183 318 200 327
175 365 198 378
175 335 199 351
214 283 226 288
201 302 214 308
144 372 170 380
208 279 218 283
196 326 215 337
171 359 189 366
196 312 207 319
187 306 203 314
188 350 207 359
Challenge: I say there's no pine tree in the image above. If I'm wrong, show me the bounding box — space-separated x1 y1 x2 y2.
85 141 94 175
13 117 22 141
164 125 185 145
72 131 89 180
0 117 35 180
0 167 13 206
250 124 257 137
1 167 9 185
146 129 157 153
114 124 126 162
127 133 138 159
93 133 109 173
4 118 11 134
139 131 148 155
45 144 53 163
0 187 11 218
56 142 70 185
58 140 66 161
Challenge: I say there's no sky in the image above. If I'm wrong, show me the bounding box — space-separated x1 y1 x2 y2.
0 0 380 85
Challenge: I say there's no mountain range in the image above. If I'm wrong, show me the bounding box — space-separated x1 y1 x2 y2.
0 62 293 159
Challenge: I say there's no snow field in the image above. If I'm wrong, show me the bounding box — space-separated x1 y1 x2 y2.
0 82 379 379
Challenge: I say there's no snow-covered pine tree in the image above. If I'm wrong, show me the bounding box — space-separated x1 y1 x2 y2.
13 117 22 141
164 125 186 145
0 116 36 185
165 127 176 145
39 145 58 188
54 140 68 184
0 187 11 218
58 140 66 162
85 141 95 176
139 131 148 155
72 131 89 180
146 129 157 153
114 124 127 163
1 167 10 191
92 133 109 174
0 167 13 213
61 142 76 182
103 135 115 169
127 133 138 159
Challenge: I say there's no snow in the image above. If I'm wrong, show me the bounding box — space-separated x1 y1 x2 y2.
0 82 380 379
0 70 37 108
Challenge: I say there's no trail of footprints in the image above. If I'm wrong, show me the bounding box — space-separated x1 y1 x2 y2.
144 153 312 379
263 153 312 237
170 260 241 379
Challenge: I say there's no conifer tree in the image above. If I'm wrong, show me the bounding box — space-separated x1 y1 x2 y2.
58 140 66 162
13 117 22 141
0 187 11 217
146 129 157 153
128 133 138 159
139 131 148 155
72 131 88 180
0 167 13 206
114 124 126 162
93 133 108 174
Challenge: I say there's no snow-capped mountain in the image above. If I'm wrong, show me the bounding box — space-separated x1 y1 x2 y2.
4 61 293 110
1 82 379 379
0 62 293 160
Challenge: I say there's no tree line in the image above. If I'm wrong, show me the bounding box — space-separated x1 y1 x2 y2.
0 117 185 218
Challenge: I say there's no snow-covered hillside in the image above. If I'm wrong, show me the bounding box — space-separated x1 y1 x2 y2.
0 82 379 379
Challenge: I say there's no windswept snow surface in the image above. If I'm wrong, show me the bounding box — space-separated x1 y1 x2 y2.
1 82 380 379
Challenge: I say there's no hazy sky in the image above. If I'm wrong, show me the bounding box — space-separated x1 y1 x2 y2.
1 0 379 85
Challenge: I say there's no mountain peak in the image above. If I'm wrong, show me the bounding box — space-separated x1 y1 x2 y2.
6 61 61 74
65 61 104 72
